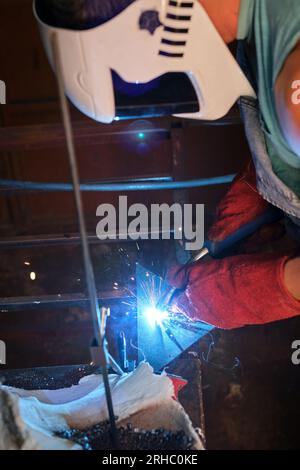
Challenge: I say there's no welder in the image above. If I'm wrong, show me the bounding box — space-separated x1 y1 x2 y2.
34 0 300 329
167 0 300 329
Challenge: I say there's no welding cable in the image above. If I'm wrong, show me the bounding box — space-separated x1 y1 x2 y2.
0 174 235 192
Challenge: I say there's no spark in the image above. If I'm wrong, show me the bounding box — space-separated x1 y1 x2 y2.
144 306 168 327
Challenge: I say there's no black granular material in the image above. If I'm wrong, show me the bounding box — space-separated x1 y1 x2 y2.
56 421 194 451
1 366 98 390
2 366 197 450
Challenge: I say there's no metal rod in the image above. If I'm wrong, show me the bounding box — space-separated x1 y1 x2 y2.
0 174 235 192
0 175 173 193
51 33 118 448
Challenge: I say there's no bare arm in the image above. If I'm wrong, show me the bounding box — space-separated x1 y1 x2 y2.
275 40 300 158
284 258 300 301
274 44 300 300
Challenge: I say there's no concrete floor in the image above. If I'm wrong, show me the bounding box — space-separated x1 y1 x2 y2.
200 318 300 449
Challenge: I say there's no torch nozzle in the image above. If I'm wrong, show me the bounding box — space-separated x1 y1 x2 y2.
156 247 209 311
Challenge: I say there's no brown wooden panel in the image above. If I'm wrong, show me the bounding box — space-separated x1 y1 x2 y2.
180 124 251 178
0 120 171 151
0 0 57 104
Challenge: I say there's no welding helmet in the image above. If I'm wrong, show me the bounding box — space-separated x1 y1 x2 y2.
34 0 255 123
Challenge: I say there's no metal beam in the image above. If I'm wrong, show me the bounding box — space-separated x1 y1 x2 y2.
0 290 134 312
0 109 241 153
0 121 170 152
0 226 178 250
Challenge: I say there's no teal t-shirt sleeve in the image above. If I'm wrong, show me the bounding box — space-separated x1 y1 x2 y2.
237 0 254 40
237 0 300 197
265 0 300 85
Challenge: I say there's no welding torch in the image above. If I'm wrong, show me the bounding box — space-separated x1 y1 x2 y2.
157 205 283 312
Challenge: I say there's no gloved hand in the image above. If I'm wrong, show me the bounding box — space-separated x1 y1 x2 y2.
166 160 298 329
206 159 283 257
167 253 300 329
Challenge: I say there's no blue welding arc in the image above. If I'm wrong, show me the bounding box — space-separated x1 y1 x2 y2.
136 263 214 371
0 174 235 192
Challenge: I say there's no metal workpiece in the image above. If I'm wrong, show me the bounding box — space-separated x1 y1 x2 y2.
137 263 213 372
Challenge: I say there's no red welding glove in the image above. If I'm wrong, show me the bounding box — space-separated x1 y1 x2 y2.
206 160 283 256
167 253 300 329
166 160 293 329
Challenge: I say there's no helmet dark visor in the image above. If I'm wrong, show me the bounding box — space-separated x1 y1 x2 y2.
35 0 136 30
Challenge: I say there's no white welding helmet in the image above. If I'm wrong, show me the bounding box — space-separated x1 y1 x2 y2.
34 0 255 123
